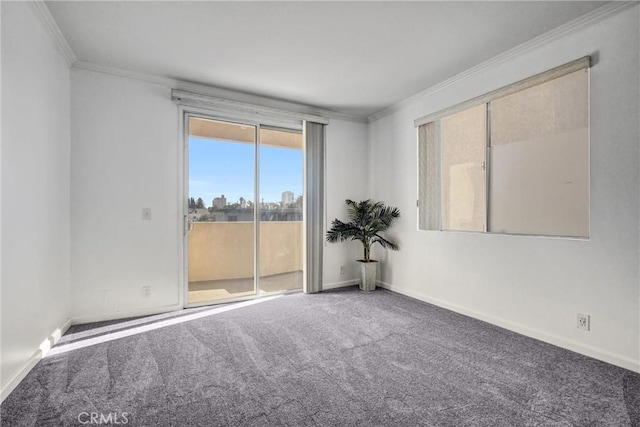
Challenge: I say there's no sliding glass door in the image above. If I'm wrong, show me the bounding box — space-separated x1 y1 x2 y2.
258 127 304 294
186 116 303 305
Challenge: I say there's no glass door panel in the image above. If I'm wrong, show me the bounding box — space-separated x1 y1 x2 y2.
258 128 304 294
187 117 256 304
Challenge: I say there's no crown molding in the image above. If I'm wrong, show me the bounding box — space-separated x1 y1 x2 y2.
72 61 368 124
25 0 364 123
73 60 176 88
367 1 639 123
28 0 77 67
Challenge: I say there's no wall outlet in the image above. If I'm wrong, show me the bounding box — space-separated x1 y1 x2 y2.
142 286 151 298
142 208 152 220
339 265 345 275
577 313 590 331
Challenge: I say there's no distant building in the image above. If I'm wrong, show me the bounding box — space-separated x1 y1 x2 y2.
260 208 302 221
239 197 247 208
282 191 294 206
261 202 280 210
211 209 254 222
188 208 210 222
212 194 227 209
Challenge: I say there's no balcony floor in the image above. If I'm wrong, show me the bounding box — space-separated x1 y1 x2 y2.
188 270 303 304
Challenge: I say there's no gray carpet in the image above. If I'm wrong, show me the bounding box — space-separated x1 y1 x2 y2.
2 287 639 426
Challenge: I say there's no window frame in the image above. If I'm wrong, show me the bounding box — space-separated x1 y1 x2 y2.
416 57 591 239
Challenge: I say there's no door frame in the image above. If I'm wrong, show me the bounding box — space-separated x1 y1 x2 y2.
178 105 305 308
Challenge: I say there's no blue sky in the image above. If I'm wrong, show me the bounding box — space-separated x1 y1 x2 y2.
189 137 302 206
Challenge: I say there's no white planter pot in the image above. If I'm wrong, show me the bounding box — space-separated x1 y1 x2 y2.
358 260 378 291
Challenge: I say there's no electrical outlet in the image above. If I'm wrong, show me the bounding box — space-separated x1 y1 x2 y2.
142 286 151 298
577 313 590 331
339 265 345 275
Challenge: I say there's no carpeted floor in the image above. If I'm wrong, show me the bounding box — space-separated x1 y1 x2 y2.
2 287 639 426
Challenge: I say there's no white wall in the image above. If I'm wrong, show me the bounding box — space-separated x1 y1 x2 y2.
1 2 71 398
368 6 640 371
324 119 369 287
70 69 181 321
70 69 369 321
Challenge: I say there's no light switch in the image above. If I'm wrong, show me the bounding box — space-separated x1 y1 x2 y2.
142 208 152 220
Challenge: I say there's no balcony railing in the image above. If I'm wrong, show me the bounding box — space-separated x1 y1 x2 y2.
188 221 303 302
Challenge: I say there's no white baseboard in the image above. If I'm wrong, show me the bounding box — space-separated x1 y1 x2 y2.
71 303 183 325
323 279 359 290
377 281 640 373
1 318 72 403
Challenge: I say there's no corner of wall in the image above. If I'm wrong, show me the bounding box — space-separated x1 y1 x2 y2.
0 319 71 403
1 0 73 401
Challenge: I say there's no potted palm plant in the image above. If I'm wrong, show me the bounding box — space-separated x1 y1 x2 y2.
326 199 400 291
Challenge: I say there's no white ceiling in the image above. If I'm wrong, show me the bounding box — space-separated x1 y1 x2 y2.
46 1 608 120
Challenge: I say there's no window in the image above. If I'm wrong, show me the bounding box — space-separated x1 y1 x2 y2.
417 57 590 238
440 104 487 232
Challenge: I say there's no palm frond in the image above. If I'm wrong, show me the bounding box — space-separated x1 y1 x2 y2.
372 206 400 228
325 219 361 243
372 234 399 251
